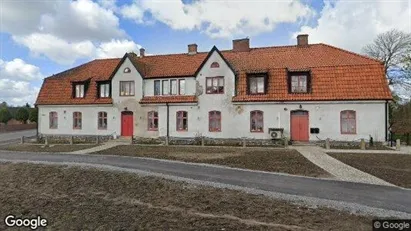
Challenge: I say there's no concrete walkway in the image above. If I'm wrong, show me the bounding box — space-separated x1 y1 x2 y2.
292 146 393 186
69 142 120 154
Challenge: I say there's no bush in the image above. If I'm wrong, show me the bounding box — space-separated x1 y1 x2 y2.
15 107 29 124
0 108 12 124
29 108 38 123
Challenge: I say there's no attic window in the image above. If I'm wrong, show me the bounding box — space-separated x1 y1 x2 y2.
247 74 267 95
210 62 220 68
74 84 85 98
288 71 311 94
123 67 131 73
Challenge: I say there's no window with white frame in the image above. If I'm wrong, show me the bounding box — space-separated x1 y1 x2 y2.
206 76 224 94
75 84 85 98
179 79 185 95
291 75 308 93
176 111 188 131
170 79 177 95
98 112 107 129
120 81 135 96
162 80 169 95
99 83 110 98
154 80 161 95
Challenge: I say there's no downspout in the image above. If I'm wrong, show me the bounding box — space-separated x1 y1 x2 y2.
166 103 169 141
385 100 388 142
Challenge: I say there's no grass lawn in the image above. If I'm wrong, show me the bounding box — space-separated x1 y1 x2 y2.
0 163 371 230
0 144 99 152
328 153 411 188
94 145 330 178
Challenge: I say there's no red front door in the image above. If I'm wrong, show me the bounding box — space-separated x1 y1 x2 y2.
290 111 309 141
121 112 133 136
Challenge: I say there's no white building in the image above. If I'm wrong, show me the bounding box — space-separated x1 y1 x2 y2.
36 35 392 143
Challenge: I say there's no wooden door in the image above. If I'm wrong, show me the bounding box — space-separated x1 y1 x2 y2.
290 111 309 141
121 112 133 136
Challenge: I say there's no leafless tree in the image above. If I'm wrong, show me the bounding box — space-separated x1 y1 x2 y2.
363 29 411 87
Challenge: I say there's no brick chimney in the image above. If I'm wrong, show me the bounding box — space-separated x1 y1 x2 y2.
188 44 197 55
297 34 309 46
232 38 250 52
139 48 145 57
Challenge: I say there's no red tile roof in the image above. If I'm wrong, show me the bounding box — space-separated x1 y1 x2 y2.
140 95 197 104
35 43 392 105
36 59 120 105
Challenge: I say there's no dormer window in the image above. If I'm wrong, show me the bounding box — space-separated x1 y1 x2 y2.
123 67 131 73
247 74 267 94
99 83 110 98
288 71 311 94
75 84 85 98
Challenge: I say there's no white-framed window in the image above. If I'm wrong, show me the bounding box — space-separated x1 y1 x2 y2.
179 79 185 95
206 76 224 94
249 76 265 94
170 79 177 95
120 81 135 96
75 84 85 98
176 111 188 131
154 80 161 95
291 75 307 93
162 80 169 95
98 112 107 130
99 84 110 98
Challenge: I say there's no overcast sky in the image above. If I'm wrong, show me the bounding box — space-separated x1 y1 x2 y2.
1 0 410 106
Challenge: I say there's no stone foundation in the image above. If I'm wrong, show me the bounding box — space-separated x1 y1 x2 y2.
316 140 386 149
132 136 284 147
37 134 112 144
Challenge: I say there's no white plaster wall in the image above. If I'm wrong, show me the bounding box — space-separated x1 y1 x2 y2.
144 77 196 96
38 105 118 136
153 101 386 142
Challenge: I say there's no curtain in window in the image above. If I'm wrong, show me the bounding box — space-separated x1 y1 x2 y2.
250 111 263 132
341 110 356 134
209 111 221 131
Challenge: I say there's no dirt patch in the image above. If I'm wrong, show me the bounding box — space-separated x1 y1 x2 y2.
0 163 371 230
169 152 242 160
0 144 99 152
94 145 330 178
328 153 411 188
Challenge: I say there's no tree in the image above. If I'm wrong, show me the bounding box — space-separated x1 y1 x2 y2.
0 102 7 109
29 108 38 123
15 107 29 124
363 29 411 91
25 103 31 108
0 108 12 124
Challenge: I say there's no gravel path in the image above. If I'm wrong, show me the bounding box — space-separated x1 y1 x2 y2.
0 150 410 219
69 143 121 154
293 146 393 186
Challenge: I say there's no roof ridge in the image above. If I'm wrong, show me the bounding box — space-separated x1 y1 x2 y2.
319 43 383 64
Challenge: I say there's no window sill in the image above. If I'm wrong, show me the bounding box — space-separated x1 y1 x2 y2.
177 129 188 132
209 130 221 132
148 128 158 131
73 128 82 130
206 92 225 95
341 132 357 135
98 128 107 130
119 95 135 97
49 127 58 129
250 130 264 133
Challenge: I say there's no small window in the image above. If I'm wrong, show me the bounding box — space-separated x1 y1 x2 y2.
162 80 169 95
73 112 82 129
206 76 224 94
120 81 135 96
170 79 177 95
250 110 263 132
75 84 85 98
98 112 107 130
291 75 307 93
49 112 58 129
124 67 131 73
210 62 220 68
154 80 161 95
148 111 159 131
209 111 221 132
99 83 110 98
248 75 266 94
179 79 185 95
341 110 356 134
176 111 188 131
